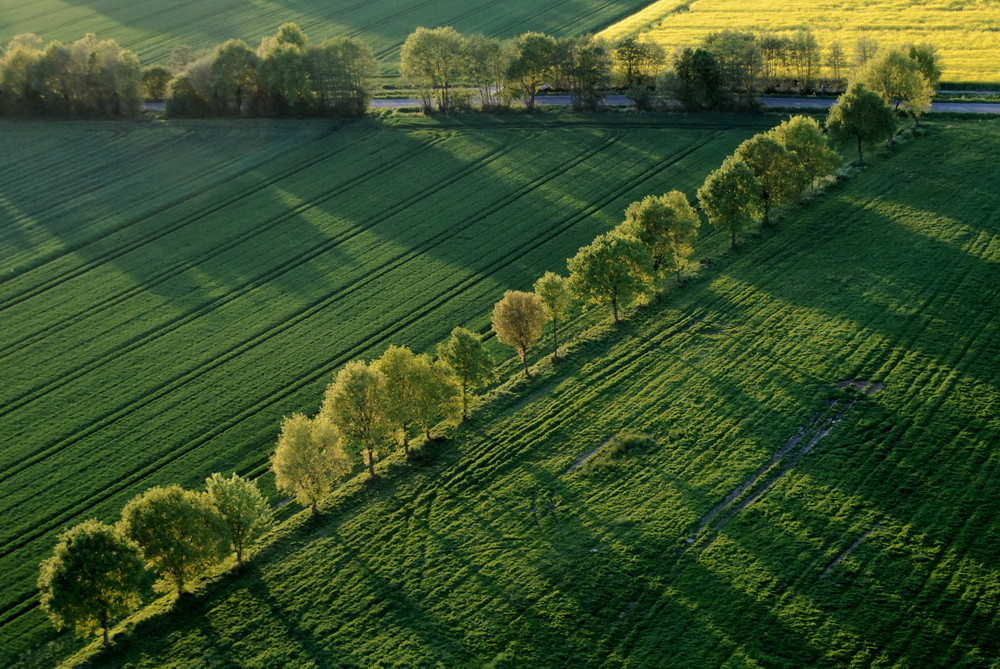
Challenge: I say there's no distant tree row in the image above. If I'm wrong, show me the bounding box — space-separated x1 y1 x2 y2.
0 33 141 117
400 26 665 112
38 474 272 646
165 23 375 117
662 31 941 113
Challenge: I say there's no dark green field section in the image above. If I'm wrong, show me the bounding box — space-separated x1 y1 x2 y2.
0 0 649 73
0 112 777 664
36 120 998 668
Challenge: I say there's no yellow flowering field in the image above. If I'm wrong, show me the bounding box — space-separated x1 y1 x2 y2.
599 0 1000 84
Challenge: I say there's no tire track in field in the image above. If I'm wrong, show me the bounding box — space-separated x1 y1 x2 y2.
0 130 632 625
0 132 450 365
0 124 357 309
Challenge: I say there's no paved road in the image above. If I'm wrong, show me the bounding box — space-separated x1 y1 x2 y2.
144 97 1000 114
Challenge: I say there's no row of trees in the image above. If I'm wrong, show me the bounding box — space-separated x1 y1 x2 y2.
401 26 665 112
165 23 375 117
0 33 141 116
664 31 941 112
38 474 272 646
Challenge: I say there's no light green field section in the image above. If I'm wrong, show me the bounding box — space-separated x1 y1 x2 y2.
0 0 651 74
599 0 1000 84
0 111 777 665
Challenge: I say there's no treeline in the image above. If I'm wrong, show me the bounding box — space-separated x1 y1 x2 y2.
38 473 273 646
163 23 375 118
0 33 141 117
664 31 941 112
400 27 664 112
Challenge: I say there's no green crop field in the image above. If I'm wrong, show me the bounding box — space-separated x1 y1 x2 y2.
20 116 998 669
0 0 650 75
0 111 781 665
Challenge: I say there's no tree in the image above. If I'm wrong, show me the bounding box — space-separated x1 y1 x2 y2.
375 345 425 457
556 36 611 111
858 47 933 127
568 232 653 323
768 115 841 193
465 34 513 111
272 413 351 514
38 520 150 647
257 40 312 116
437 326 494 420
119 485 228 594
275 22 307 50
733 134 802 225
906 43 942 90
141 65 172 101
697 156 762 249
619 190 700 285
400 26 466 113
669 47 728 111
204 473 273 567
855 36 879 67
788 29 820 91
211 39 258 115
491 290 547 378
826 82 896 163
507 32 557 112
305 36 375 116
613 35 665 89
533 272 573 361
827 41 846 89
323 360 392 478
410 356 461 441
702 30 763 109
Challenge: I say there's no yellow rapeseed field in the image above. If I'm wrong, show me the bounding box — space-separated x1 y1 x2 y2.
599 0 1000 84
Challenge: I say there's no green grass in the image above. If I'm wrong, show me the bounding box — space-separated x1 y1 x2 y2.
28 116 999 669
0 110 779 666
0 0 650 76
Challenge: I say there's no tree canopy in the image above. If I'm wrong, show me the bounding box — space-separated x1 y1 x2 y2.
205 473 274 566
533 272 573 361
272 413 352 514
119 485 228 594
697 156 763 249
437 327 494 419
491 291 547 378
826 82 896 163
568 232 653 322
619 191 700 284
38 520 150 647
322 360 392 478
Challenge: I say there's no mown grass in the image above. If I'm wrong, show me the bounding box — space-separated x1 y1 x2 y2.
599 0 1000 85
20 116 1000 668
0 0 650 76
0 109 779 665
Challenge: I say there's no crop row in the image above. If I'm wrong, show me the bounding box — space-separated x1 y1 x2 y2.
61 119 999 668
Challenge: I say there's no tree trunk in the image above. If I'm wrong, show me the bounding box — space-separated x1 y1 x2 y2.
856 135 864 164
611 298 620 323
236 546 244 568
101 609 110 647
310 502 319 516
366 446 376 478
424 427 432 441
461 381 469 420
676 269 682 285
731 228 737 250
552 319 559 362
520 350 530 378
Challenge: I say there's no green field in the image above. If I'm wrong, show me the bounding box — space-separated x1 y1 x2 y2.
0 0 649 75
0 111 781 665
23 116 999 668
